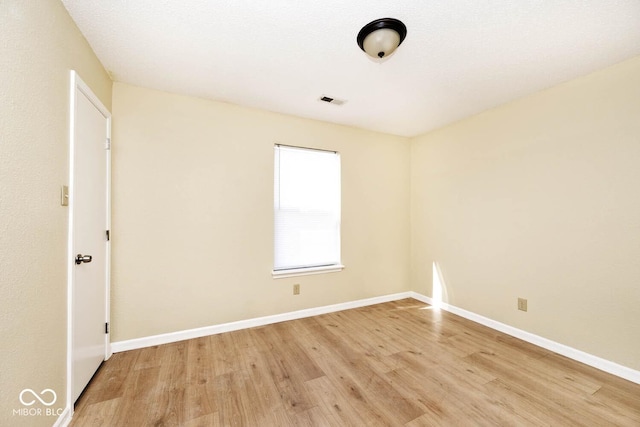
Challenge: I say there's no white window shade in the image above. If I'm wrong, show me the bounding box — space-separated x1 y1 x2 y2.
274 145 341 273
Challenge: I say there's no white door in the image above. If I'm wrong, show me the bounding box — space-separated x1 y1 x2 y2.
67 71 111 404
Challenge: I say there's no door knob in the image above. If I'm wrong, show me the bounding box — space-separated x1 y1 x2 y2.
75 254 93 265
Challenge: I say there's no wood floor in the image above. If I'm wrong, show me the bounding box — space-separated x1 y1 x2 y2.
71 299 640 426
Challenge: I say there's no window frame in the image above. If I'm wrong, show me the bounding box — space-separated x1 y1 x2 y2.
272 144 344 279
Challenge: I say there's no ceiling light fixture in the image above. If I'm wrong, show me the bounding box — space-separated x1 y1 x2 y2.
357 18 407 59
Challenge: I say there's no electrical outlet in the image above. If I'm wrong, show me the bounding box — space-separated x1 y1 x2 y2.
293 284 300 295
518 298 528 312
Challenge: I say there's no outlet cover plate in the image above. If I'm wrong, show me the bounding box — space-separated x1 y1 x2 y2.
518 298 528 312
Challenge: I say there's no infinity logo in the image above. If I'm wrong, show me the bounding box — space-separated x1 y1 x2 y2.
19 389 57 407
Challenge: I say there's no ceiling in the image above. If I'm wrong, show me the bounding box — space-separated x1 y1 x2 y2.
61 1 640 137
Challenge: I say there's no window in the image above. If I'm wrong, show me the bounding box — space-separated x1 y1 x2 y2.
273 144 343 278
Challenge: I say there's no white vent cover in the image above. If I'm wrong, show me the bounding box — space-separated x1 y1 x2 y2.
319 95 346 106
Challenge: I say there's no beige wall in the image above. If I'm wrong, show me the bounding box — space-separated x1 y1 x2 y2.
0 1 112 425
111 83 411 341
411 56 640 370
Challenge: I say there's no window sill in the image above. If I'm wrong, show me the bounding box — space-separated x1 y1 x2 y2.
272 264 345 279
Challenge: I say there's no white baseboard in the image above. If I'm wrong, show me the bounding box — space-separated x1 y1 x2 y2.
409 292 640 385
111 290 639 385
53 406 72 427
111 292 413 353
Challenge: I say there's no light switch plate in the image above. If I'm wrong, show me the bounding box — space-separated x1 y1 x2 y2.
61 185 69 206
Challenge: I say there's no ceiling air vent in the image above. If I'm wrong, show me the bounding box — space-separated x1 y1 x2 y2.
319 95 346 106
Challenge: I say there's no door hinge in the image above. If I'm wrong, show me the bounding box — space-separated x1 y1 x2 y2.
106 230 110 241
105 322 110 334
105 138 111 150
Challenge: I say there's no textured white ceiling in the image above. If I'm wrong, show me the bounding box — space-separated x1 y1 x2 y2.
61 1 640 137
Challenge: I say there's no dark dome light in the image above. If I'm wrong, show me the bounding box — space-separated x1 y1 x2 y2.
357 18 407 59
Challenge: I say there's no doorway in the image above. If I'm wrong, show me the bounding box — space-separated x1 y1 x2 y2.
66 71 111 406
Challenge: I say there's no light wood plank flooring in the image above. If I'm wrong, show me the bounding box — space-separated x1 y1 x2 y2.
71 299 640 426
